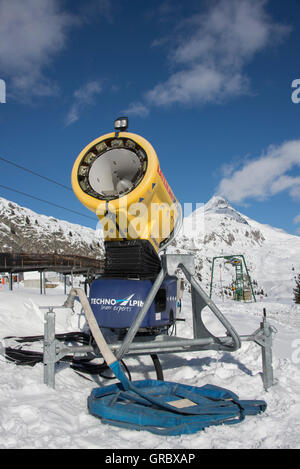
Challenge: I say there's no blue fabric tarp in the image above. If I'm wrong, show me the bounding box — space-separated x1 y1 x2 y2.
88 379 267 436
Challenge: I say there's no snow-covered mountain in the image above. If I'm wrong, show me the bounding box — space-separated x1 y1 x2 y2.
0 197 104 258
172 196 300 300
1 194 299 300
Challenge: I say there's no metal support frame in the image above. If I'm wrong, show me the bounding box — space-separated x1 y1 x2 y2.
43 308 56 388
42 254 275 390
40 271 43 295
240 309 276 391
9 272 13 291
39 271 46 295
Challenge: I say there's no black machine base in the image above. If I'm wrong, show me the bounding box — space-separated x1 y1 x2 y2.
104 240 162 279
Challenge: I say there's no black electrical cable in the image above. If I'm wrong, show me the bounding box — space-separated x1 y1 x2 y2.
5 331 91 344
150 354 164 381
4 348 44 366
2 332 132 382
0 183 96 221
0 156 72 191
70 359 132 381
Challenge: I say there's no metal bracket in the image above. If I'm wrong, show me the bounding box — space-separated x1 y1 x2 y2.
43 308 57 389
241 313 276 391
163 254 195 276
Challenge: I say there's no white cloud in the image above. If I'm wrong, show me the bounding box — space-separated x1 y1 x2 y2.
217 140 300 203
290 185 300 201
0 0 78 98
293 214 300 225
65 81 102 126
146 65 246 107
270 175 300 195
122 101 149 118
145 0 290 108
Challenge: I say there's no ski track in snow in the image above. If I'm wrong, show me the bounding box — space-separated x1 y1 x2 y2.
0 285 300 449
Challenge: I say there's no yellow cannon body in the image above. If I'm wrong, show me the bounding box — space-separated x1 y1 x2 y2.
71 130 181 254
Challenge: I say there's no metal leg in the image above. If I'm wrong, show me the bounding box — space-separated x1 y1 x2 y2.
116 269 166 360
9 273 13 291
260 311 275 391
240 310 276 391
43 308 56 389
179 262 241 352
262 334 274 391
43 272 46 295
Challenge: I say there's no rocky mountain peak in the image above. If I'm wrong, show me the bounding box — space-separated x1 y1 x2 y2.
204 195 249 225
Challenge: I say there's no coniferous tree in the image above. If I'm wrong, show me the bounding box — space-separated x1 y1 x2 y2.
293 274 300 304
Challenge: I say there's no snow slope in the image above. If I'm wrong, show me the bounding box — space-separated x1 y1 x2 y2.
173 196 300 302
1 196 300 448
0 284 300 449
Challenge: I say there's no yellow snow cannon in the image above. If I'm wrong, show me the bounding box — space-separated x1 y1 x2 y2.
71 118 182 271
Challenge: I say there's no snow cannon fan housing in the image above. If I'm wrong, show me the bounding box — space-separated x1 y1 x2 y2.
71 120 182 277
71 119 182 334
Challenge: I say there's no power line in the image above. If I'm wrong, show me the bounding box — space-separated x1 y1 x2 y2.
0 156 72 191
0 183 96 222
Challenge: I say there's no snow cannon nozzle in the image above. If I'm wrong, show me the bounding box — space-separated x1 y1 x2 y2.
71 119 182 254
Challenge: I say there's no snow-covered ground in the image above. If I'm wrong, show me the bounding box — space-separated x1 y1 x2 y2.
0 283 300 449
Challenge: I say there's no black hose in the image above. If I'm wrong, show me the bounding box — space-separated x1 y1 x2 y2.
4 332 91 345
150 354 164 381
3 334 163 383
2 333 132 382
70 359 132 381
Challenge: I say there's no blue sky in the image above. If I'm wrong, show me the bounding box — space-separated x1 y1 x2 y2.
1 0 300 234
